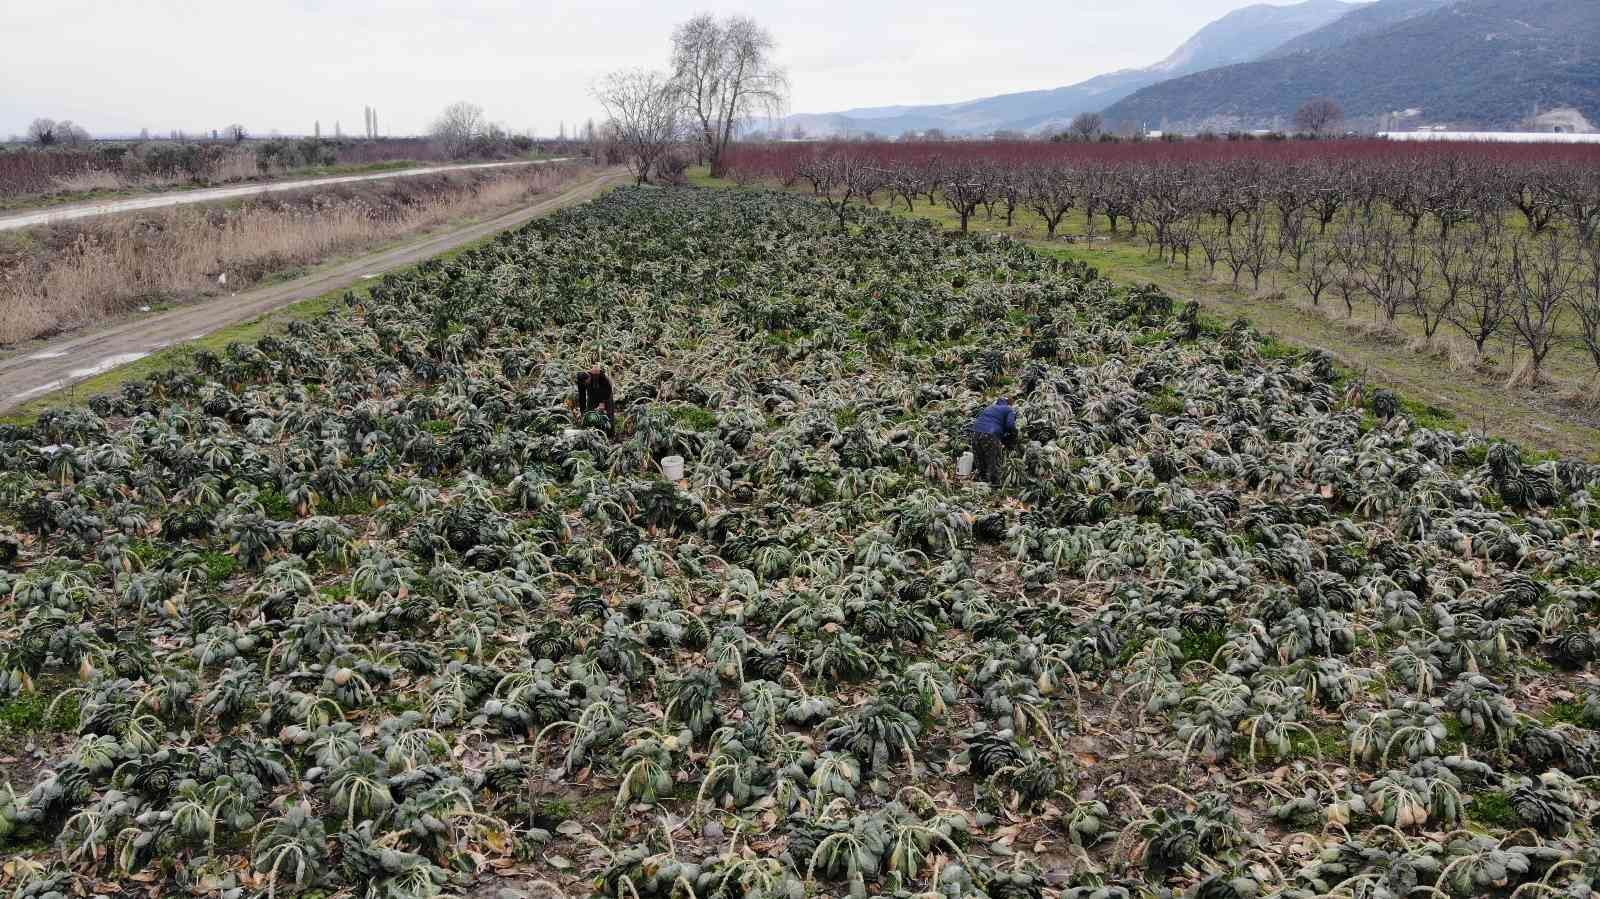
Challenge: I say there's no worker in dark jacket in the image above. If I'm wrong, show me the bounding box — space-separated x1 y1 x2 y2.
970 397 1018 485
576 367 617 434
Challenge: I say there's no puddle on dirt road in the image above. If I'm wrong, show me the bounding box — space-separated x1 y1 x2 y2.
16 379 66 400
67 352 149 380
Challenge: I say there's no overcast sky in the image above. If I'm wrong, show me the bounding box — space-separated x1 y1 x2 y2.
5 0 1326 139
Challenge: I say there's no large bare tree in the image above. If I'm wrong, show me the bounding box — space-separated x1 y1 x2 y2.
430 102 487 159
27 118 58 145
1294 98 1344 135
593 69 681 185
1068 112 1104 142
671 14 787 178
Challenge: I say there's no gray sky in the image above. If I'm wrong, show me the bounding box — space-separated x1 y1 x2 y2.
5 0 1321 139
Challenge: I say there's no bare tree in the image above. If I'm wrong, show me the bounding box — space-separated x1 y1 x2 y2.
1572 237 1600 377
1507 233 1575 385
1100 170 1137 235
58 121 90 146
1295 244 1337 306
1399 231 1450 339
27 118 58 145
225 124 248 143
1309 160 1350 233
889 165 926 212
1294 98 1344 135
1446 227 1514 360
1278 207 1314 271
1068 112 1104 142
671 14 788 178
990 166 1022 226
1549 165 1600 240
1169 217 1196 269
1232 212 1272 291
1196 225 1226 277
942 164 992 233
1078 165 1109 240
1143 166 1196 262
1023 166 1077 239
593 69 681 185
1347 213 1410 326
1221 214 1254 287
1270 170 1312 268
430 102 487 158
806 154 868 228
1504 166 1558 235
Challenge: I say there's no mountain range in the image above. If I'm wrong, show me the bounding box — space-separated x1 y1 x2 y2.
1102 0 1600 132
777 0 1358 138
780 0 1600 137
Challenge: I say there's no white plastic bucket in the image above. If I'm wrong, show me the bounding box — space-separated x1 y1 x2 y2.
956 452 975 477
661 455 686 481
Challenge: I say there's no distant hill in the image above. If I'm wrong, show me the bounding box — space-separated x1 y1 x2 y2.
773 0 1358 138
1263 0 1455 58
1100 0 1600 131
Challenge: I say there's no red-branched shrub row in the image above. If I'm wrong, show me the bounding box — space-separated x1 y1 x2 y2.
726 138 1600 192
725 139 1600 183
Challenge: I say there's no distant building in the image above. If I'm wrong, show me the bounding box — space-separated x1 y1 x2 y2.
1379 131 1600 144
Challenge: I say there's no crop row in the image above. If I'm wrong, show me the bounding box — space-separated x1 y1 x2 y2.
0 187 1597 899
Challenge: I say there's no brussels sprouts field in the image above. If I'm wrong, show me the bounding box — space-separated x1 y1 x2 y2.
3 187 1600 899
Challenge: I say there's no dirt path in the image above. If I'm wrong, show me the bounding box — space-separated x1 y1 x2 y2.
0 169 628 412
0 158 574 231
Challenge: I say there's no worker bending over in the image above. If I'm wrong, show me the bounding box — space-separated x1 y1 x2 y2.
576 366 617 435
970 397 1018 485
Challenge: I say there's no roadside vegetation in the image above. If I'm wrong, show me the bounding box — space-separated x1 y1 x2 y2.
1 186 1597 899
0 162 588 346
0 126 594 213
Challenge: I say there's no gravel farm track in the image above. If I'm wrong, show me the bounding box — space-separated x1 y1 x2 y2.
0 159 575 232
0 167 628 412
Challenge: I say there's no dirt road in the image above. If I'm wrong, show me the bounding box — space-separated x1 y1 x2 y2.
0 158 574 232
0 168 627 412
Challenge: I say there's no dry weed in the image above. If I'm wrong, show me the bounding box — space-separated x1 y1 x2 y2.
1558 374 1600 412
0 165 581 344
50 170 124 193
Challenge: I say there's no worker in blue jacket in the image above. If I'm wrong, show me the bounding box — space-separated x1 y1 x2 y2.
970 397 1018 485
